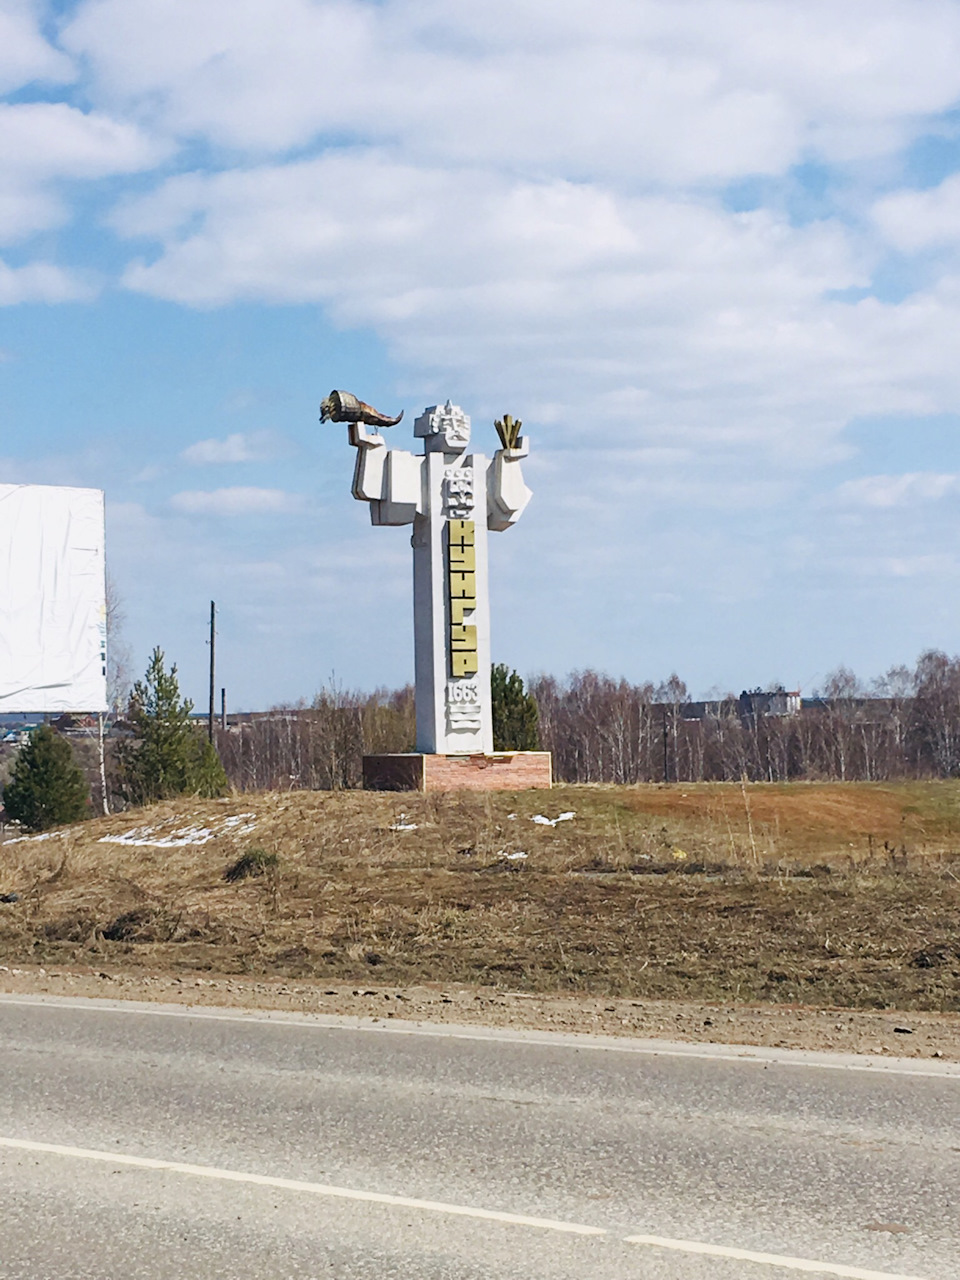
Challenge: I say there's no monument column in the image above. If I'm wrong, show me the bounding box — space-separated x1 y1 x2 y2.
412 430 493 755
321 389 549 790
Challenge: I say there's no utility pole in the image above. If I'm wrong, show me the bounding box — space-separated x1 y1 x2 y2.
208 600 216 743
220 686 226 731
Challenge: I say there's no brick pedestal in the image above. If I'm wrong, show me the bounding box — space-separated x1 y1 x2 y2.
362 752 552 792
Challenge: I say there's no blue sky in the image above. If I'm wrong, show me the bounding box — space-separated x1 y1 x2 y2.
4 0 960 709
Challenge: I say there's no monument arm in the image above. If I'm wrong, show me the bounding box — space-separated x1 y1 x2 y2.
487 435 532 532
348 420 388 503
346 420 423 527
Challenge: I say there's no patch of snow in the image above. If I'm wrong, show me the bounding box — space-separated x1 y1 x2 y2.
100 824 214 847
531 811 575 827
3 831 62 844
503 851 528 860
98 813 257 848
389 814 418 831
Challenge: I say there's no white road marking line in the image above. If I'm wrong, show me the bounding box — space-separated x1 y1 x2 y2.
0 1136 937 1278
0 1136 604 1237
624 1234 930 1280
1 992 957 1078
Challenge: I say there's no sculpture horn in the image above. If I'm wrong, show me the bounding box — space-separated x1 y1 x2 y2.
320 389 403 428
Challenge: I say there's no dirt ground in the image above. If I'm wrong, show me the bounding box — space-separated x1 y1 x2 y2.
1 782 958 1058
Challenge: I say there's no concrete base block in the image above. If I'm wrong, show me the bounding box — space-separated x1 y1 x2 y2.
362 752 552 792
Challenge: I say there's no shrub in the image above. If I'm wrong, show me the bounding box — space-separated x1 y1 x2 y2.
3 725 89 832
224 848 278 882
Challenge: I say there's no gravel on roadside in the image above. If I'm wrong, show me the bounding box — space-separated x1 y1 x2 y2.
1 963 957 1060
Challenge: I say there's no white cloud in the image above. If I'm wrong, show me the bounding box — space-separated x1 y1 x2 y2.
834 472 960 507
873 173 960 253
0 258 93 305
4 0 960 448
0 102 166 243
181 431 280 464
63 0 960 179
0 0 74 94
111 150 960 466
170 486 301 515
0 102 158 179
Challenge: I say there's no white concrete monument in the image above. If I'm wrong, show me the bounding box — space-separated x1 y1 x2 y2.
323 391 548 789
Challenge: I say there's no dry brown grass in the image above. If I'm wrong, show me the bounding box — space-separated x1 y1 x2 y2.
1 781 959 1011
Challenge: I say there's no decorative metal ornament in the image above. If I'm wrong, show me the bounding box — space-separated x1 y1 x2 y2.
320 389 404 428
494 414 523 450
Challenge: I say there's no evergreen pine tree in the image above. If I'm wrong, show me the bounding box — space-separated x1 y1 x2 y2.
118 647 228 804
491 663 540 751
3 725 90 832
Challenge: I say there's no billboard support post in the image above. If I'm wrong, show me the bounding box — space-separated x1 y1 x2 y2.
98 712 109 815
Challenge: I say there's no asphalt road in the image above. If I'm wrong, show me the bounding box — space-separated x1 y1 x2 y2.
0 995 956 1279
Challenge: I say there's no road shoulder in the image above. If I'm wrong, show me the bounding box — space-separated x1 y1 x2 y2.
1 963 958 1062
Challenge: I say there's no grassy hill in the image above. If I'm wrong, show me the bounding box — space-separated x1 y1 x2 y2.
1 781 958 1011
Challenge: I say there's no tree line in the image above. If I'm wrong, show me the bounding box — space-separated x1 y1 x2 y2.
213 663 542 791
213 650 960 789
7 649 960 831
531 652 960 784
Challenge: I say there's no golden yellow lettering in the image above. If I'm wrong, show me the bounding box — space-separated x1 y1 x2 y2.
451 624 478 650
452 650 479 677
447 520 479 676
447 518 475 547
449 544 476 571
450 598 476 623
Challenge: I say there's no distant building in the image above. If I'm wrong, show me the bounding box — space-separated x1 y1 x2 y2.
673 688 801 722
738 688 801 718
800 696 899 721
677 698 738 722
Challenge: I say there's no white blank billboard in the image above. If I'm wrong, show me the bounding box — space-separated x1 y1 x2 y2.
0 484 107 713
